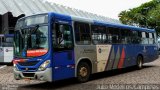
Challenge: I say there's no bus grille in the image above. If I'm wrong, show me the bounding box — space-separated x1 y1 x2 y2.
23 73 35 77
18 61 39 66
21 68 37 71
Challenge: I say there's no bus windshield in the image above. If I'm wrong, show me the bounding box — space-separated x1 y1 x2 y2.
14 25 48 58
15 14 48 30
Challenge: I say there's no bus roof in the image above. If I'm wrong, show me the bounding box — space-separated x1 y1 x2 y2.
18 12 155 33
93 20 155 33
52 12 155 33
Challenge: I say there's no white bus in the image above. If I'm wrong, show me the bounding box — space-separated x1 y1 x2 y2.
0 34 14 63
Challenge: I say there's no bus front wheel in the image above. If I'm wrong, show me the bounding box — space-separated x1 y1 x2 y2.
77 62 91 83
136 55 143 69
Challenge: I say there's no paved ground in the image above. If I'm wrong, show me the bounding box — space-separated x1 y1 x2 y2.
0 57 160 90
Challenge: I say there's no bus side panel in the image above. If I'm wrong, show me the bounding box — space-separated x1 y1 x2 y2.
125 45 133 67
123 45 143 67
0 47 4 62
105 45 119 70
108 44 158 69
105 44 140 69
118 44 134 68
145 45 158 63
127 44 146 67
105 44 133 70
4 47 13 62
53 51 75 81
123 44 158 68
96 45 112 72
74 45 97 74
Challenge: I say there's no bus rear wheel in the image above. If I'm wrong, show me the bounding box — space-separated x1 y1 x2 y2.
77 62 91 83
136 55 143 69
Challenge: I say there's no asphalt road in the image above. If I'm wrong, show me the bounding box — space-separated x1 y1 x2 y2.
0 57 160 90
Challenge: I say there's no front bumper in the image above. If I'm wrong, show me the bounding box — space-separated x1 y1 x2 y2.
13 68 52 82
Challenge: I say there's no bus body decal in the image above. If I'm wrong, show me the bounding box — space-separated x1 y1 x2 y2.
118 48 126 68
106 47 115 71
96 45 111 72
112 47 121 69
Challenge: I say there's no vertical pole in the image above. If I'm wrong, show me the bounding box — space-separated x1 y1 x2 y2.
0 37 2 47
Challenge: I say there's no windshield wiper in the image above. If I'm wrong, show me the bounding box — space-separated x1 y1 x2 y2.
17 28 24 39
22 25 40 56
32 25 39 34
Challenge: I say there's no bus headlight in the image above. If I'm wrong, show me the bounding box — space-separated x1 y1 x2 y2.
38 60 50 71
13 64 19 71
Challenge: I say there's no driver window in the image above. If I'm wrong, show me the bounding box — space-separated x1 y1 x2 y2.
53 23 73 51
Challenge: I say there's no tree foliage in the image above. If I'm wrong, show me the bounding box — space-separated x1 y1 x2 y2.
119 0 160 35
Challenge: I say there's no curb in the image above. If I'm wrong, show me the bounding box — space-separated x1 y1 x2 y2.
0 65 7 69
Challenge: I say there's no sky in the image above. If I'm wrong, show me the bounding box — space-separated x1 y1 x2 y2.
47 0 151 20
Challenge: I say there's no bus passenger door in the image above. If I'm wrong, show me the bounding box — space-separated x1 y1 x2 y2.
52 22 75 81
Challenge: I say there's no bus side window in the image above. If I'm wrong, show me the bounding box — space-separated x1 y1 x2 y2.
108 27 120 44
149 33 154 44
91 25 107 44
141 32 149 44
131 31 141 44
120 29 130 44
53 23 73 51
74 22 91 45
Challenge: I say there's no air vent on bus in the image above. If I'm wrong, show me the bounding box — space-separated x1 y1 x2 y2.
18 61 39 66
23 73 35 77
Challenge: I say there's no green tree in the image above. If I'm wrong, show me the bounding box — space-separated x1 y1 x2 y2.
119 0 160 35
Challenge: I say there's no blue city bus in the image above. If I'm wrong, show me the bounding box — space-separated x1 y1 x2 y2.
13 12 159 82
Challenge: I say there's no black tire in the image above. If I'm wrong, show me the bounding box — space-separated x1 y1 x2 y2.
77 62 91 83
136 55 143 69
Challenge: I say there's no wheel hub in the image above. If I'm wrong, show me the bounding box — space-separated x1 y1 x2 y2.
79 67 88 77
